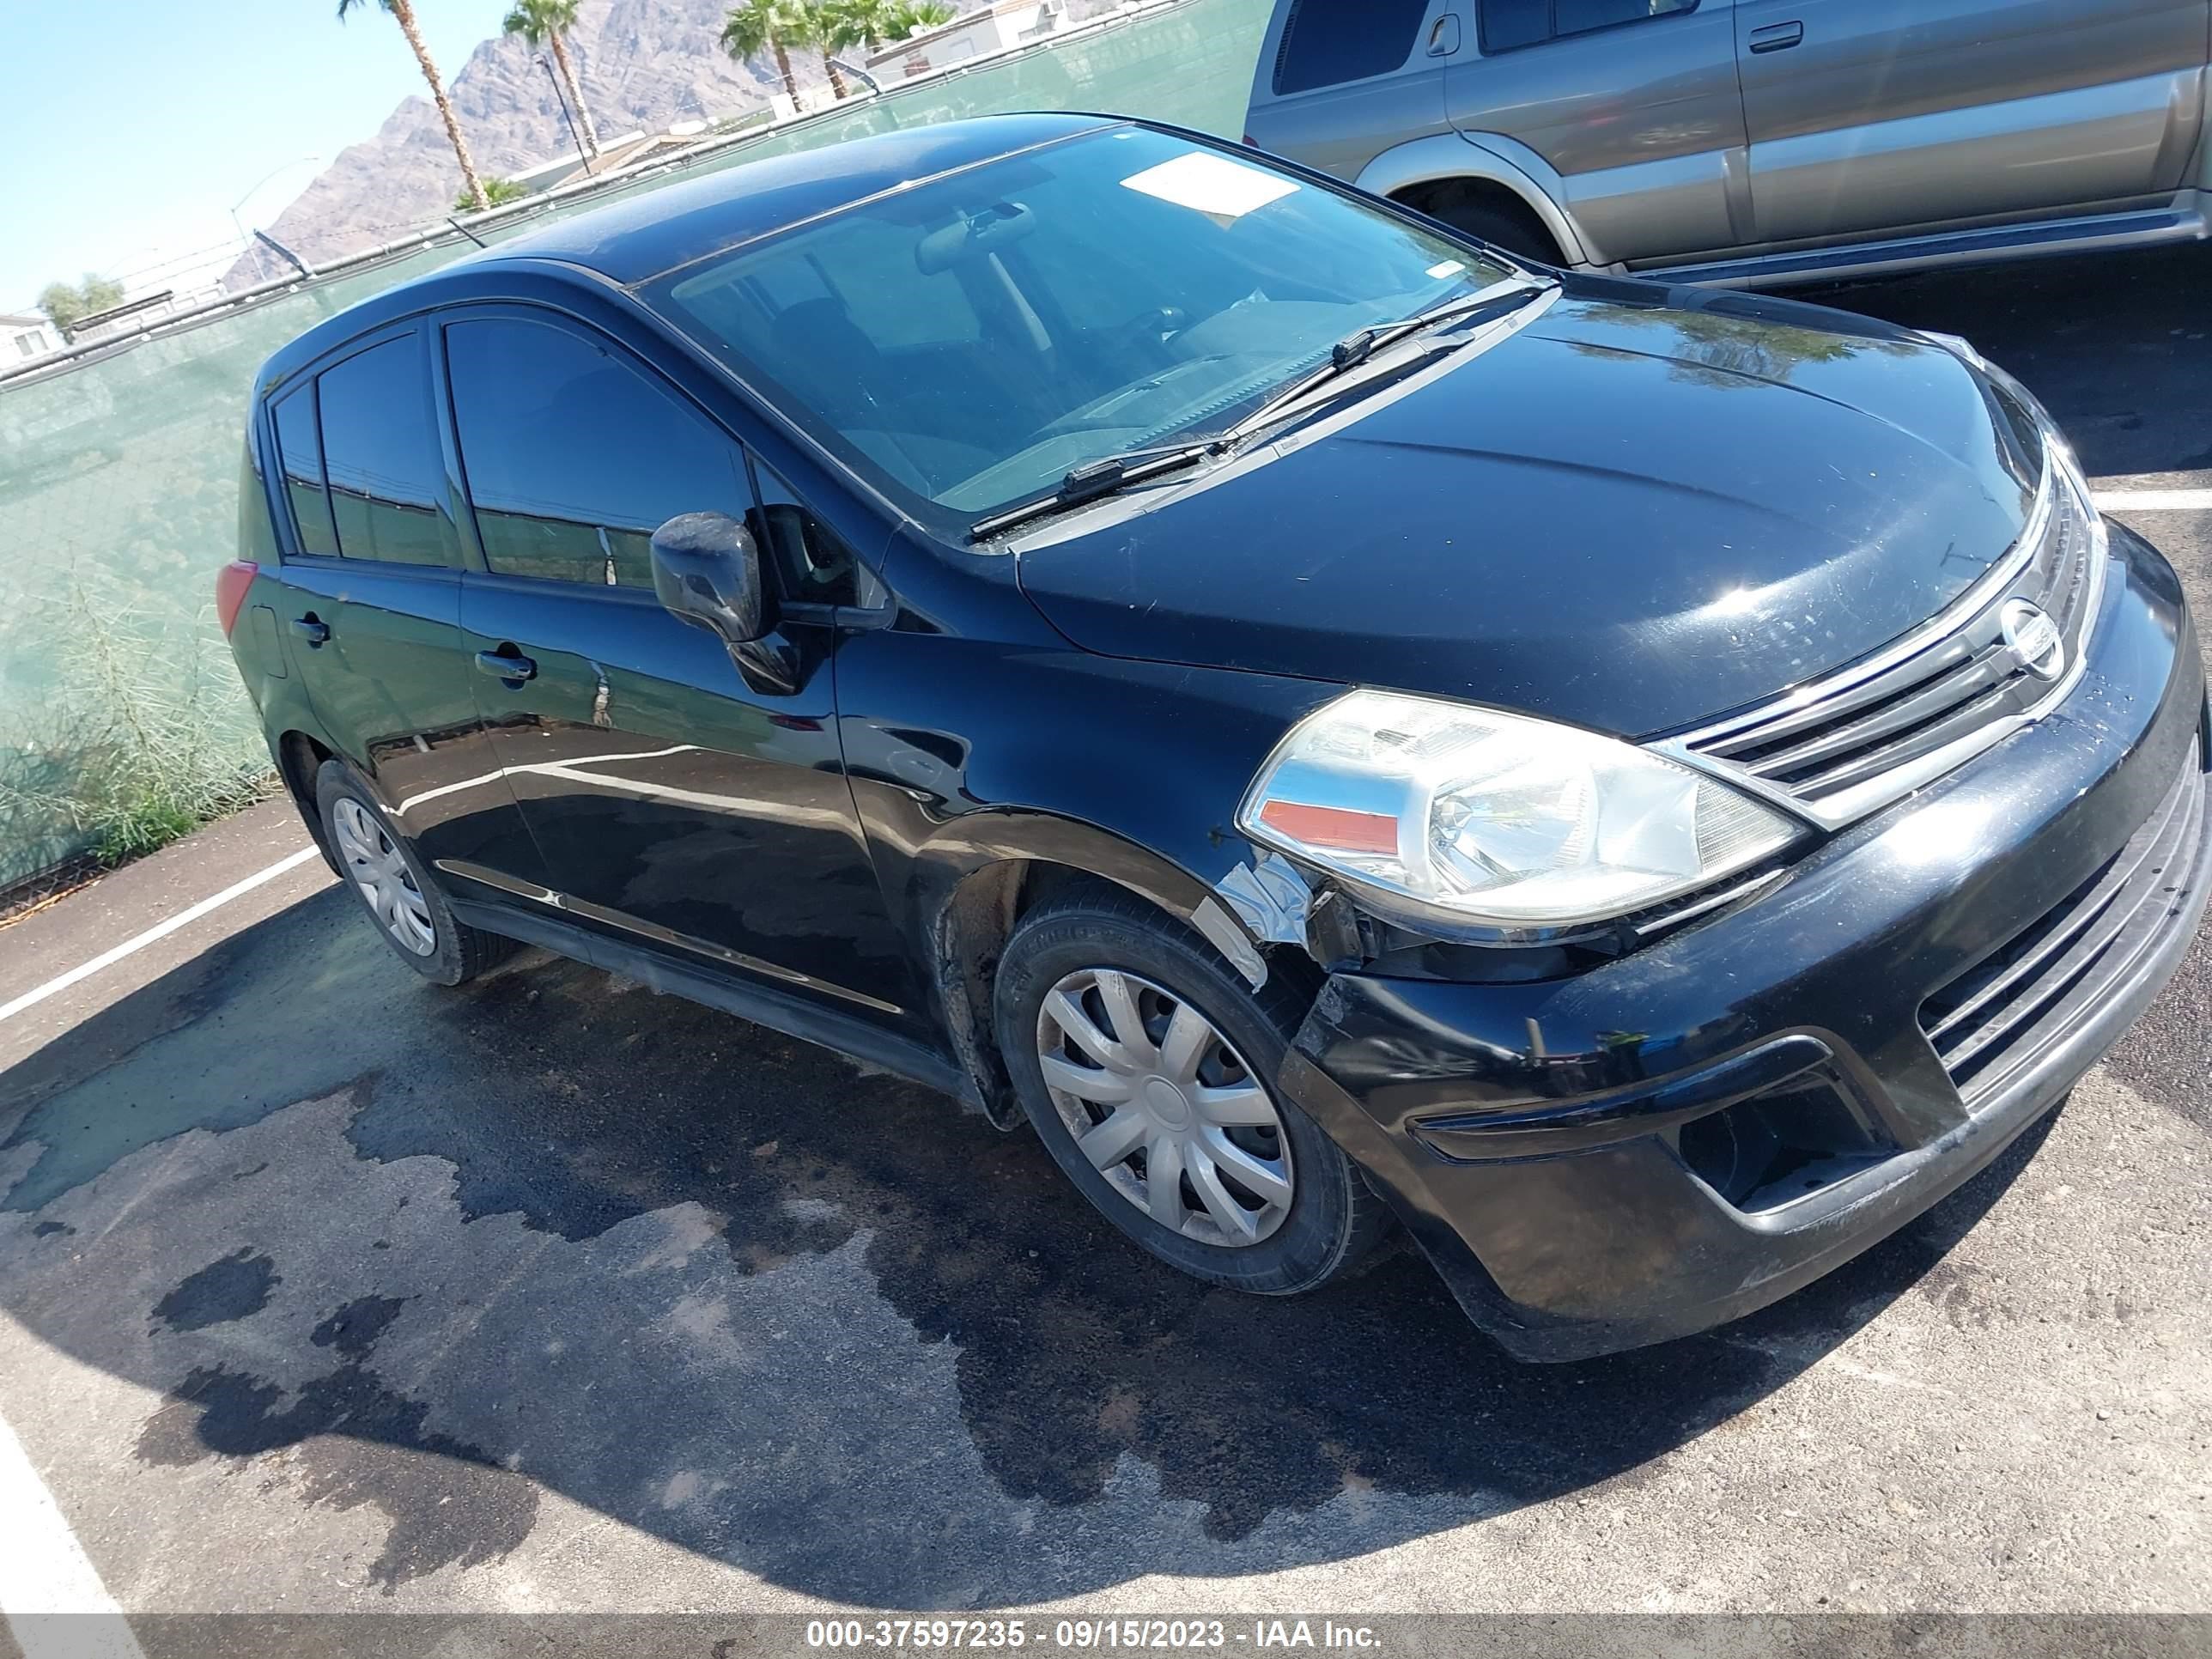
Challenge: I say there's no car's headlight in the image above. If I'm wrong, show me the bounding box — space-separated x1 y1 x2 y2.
1237 690 1805 933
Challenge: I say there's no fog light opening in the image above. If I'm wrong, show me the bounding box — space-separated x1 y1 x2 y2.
1675 1079 1895 1214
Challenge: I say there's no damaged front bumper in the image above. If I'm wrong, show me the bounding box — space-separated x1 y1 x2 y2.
1277 523 2212 1361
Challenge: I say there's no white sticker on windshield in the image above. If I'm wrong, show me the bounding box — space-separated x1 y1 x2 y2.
1426 260 1468 280
1121 151 1299 222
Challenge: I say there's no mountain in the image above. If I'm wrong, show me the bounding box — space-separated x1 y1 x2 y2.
231 0 803 284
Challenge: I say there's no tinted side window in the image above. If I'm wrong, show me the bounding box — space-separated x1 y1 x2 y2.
1478 0 1549 51
317 334 448 566
1481 0 1696 52
445 318 750 588
270 385 339 558
1274 0 1434 94
1555 0 1694 36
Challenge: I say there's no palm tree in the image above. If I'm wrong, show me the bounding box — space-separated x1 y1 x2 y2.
782 3 846 100
824 0 954 57
721 0 809 105
337 0 490 211
503 0 601 158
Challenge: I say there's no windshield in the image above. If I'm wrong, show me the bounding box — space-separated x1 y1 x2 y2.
642 125 1510 532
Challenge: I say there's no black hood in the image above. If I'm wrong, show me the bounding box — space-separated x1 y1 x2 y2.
1013 282 2043 739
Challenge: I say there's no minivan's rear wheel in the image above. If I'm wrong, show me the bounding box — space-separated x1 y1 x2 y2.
314 760 514 986
995 889 1391 1294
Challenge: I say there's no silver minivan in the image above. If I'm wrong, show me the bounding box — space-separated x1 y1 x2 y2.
1244 0 2212 284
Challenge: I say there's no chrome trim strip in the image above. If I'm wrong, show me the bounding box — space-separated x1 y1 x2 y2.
1655 439 2110 832
434 858 906 1016
1631 869 1787 941
1683 456 2054 753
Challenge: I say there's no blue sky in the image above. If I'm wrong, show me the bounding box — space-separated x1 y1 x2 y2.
1 0 516 311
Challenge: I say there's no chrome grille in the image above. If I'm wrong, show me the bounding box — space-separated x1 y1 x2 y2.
1919 743 2206 1103
1659 459 2106 829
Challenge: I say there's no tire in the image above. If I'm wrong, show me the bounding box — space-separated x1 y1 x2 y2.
314 759 514 987
1431 198 1559 266
994 888 1392 1295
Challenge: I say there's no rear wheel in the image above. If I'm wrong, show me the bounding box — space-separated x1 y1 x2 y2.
314 760 513 986
994 890 1391 1294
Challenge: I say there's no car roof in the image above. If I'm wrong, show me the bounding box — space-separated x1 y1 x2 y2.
254 112 1140 396
471 111 1118 287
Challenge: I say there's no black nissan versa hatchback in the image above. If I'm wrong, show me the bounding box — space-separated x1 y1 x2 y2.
220 114 2211 1361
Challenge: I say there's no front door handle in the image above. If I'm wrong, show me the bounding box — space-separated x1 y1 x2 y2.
475 649 537 683
291 616 330 646
1748 20 1803 52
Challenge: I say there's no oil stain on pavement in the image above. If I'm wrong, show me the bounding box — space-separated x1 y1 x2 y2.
152 1249 280 1333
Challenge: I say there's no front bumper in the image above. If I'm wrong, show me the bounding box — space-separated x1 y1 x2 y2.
1280 523 2211 1361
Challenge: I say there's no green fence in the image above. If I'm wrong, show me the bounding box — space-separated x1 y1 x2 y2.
0 0 1271 887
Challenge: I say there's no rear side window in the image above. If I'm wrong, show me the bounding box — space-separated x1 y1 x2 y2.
317 333 449 566
270 385 339 558
1273 0 1434 94
1480 0 1697 52
445 317 750 588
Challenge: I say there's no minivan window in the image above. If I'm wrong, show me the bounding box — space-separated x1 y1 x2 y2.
316 334 448 566
270 384 339 558
1273 0 1434 94
446 317 751 587
1480 0 1696 52
647 126 1508 533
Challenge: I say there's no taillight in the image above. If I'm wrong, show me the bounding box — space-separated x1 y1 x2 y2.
214 561 258 636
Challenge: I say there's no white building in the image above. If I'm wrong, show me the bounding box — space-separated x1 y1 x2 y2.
866 1 1073 81
1 313 62 366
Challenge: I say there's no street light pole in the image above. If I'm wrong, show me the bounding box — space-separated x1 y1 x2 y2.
536 52 593 175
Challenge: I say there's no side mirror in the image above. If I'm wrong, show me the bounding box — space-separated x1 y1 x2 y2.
650 512 767 646
650 512 798 696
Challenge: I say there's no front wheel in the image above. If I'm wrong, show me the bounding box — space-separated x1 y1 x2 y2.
994 890 1391 1295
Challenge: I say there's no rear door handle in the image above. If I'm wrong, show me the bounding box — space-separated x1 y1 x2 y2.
475 649 537 683
1749 20 1803 52
291 617 330 646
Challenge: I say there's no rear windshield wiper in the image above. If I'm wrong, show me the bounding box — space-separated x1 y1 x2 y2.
968 440 1222 541
1218 276 1549 445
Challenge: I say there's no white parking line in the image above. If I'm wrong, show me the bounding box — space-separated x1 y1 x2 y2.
0 846 324 1028
0 1404 145 1657
2094 489 2212 513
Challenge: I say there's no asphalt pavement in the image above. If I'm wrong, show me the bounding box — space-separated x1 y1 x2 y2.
0 246 2207 1638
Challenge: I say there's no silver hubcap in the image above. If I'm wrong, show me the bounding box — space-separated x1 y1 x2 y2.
1036 969 1294 1248
331 798 436 957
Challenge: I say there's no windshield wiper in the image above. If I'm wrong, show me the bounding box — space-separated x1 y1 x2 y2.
966 276 1551 543
968 440 1222 541
1218 276 1550 445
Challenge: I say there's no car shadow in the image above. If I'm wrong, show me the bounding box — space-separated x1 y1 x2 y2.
0 890 2055 1604
1802 244 2212 481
